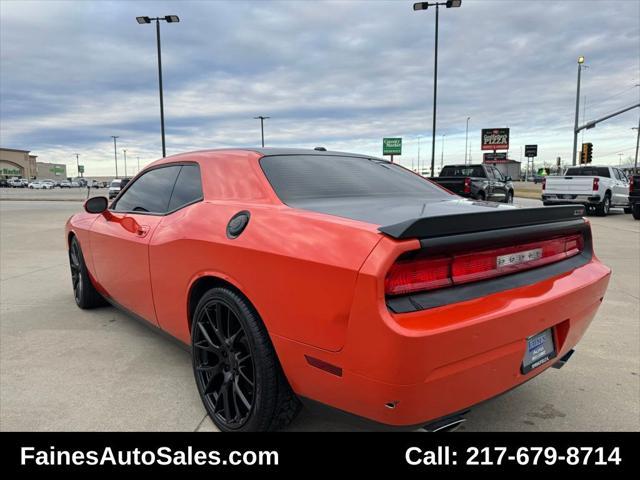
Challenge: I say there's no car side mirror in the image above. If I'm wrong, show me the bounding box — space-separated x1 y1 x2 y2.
505 176 512 182
84 196 108 214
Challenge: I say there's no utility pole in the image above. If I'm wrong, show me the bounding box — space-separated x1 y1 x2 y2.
464 116 470 166
111 136 119 178
633 119 639 173
440 133 446 171
74 153 80 178
254 116 270 147
123 149 128 177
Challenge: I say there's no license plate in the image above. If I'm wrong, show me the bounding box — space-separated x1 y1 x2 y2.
521 328 556 374
496 248 542 268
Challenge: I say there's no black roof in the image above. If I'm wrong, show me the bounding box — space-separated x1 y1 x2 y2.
248 147 385 161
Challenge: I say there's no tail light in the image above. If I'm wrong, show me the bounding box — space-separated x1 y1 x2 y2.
593 177 599 191
385 234 584 296
542 178 546 190
630 176 635 193
463 177 471 194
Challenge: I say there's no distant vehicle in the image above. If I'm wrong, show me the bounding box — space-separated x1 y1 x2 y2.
0 179 9 188
41 180 56 188
433 164 514 203
60 181 71 188
28 181 53 189
629 174 640 220
542 165 630 216
87 180 101 188
7 178 24 188
108 178 130 199
70 181 80 188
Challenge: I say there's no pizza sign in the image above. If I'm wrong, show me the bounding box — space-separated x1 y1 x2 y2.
481 128 510 151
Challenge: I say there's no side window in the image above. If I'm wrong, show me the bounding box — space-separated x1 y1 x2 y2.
113 166 181 213
492 167 504 181
168 164 203 211
485 167 495 180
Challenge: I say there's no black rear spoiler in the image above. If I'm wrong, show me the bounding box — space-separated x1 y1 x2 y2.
378 205 586 240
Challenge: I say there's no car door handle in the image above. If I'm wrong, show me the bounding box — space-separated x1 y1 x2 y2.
136 225 150 237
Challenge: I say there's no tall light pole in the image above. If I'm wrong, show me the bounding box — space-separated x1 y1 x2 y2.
464 116 470 165
633 122 639 173
111 136 119 178
254 116 270 147
123 149 128 178
74 153 80 178
413 0 462 178
136 15 180 158
440 133 446 171
572 56 586 165
417 134 423 173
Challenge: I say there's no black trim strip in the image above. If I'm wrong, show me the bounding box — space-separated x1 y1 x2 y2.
379 205 585 239
387 221 593 314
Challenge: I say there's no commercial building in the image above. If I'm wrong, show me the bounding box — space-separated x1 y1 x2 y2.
0 148 37 179
1 147 67 180
36 162 68 180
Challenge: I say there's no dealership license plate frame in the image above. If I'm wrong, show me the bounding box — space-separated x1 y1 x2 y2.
521 328 557 374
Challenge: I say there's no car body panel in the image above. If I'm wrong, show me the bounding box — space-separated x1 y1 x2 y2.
65 148 611 427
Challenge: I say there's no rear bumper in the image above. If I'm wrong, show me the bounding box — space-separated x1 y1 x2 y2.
274 254 610 427
542 193 600 204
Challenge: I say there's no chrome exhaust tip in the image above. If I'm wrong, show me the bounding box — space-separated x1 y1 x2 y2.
422 414 467 432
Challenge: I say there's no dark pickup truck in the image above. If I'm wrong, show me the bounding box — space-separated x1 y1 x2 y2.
434 164 515 203
630 174 640 220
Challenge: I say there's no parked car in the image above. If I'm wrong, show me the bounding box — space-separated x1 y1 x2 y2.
108 178 130 199
629 174 640 220
70 181 80 188
60 181 71 188
7 178 25 188
0 179 8 188
433 164 514 203
542 165 631 216
28 181 53 189
66 148 610 432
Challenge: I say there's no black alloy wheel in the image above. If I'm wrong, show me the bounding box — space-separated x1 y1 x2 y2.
68 236 105 309
193 297 256 429
69 240 83 305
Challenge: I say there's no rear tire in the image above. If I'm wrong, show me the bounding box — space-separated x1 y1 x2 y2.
191 287 301 432
633 204 640 220
595 195 610 217
69 236 105 309
623 207 632 214
476 191 486 201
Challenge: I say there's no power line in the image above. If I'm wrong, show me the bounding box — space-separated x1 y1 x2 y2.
587 83 640 111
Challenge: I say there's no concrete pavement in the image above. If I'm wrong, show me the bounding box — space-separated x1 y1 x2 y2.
0 198 638 431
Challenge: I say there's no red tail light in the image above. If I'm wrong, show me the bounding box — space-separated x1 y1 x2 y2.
463 177 471 194
593 177 599 191
385 234 584 296
630 176 635 192
542 178 546 190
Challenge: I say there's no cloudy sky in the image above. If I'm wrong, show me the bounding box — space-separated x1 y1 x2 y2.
1 0 639 177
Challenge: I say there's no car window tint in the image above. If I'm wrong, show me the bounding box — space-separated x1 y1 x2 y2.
113 166 180 213
565 167 610 177
168 164 203 211
261 155 450 201
440 165 485 177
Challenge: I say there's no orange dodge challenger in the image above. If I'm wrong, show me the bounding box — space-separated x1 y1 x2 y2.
65 148 610 431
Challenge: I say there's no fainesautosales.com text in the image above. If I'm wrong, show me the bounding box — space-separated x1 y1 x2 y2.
20 446 278 467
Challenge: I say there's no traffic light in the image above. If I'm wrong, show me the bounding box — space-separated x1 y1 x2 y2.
581 143 593 164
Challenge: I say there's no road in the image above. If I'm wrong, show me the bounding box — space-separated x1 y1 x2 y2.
0 197 638 431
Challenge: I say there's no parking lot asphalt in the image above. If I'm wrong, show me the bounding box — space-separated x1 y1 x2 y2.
1 194 638 432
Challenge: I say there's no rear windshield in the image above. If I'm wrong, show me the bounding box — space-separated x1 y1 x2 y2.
260 155 450 201
110 181 120 187
565 167 610 177
440 165 486 177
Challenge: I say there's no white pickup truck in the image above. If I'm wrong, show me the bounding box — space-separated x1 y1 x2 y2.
542 165 631 216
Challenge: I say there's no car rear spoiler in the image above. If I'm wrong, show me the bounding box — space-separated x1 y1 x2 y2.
378 205 586 240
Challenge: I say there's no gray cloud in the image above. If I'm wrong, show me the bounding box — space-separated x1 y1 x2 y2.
1 0 638 176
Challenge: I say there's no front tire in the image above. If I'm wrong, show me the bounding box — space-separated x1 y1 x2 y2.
69 236 105 309
504 190 514 204
633 204 640 220
624 207 632 214
191 287 300 432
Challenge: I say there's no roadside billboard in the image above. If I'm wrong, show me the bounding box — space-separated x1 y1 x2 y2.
481 128 509 151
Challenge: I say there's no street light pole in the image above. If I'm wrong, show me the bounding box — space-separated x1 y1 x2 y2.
417 135 422 173
74 153 80 178
137 15 180 158
572 56 585 166
440 133 446 171
254 116 270 147
464 116 470 165
111 136 119 178
413 1 462 178
123 149 128 178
